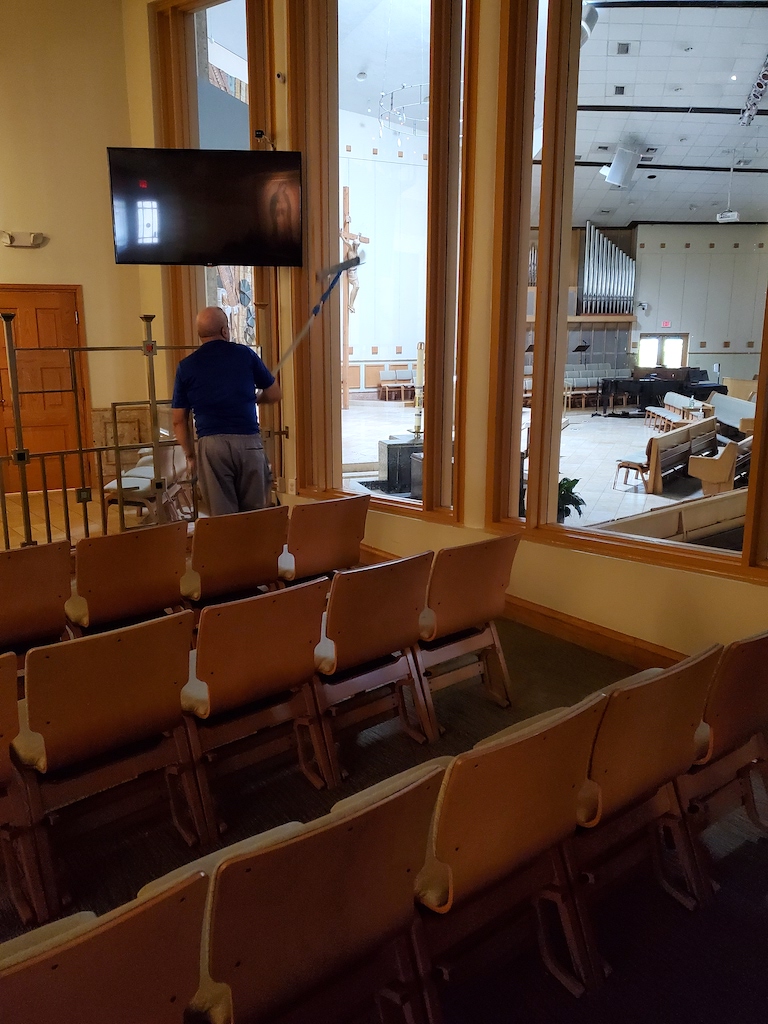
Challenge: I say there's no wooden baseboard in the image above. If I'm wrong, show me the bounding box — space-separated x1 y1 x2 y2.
503 595 683 669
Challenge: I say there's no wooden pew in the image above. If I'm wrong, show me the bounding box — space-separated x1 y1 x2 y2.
706 391 756 437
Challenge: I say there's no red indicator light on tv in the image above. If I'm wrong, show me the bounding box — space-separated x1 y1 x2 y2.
139 180 148 189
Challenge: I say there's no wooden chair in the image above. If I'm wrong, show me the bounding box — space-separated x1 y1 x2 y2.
11 611 205 921
0 541 71 659
0 652 47 925
416 536 520 731
181 506 288 605
0 872 207 1024
277 494 370 582
65 521 187 631
182 579 334 843
675 631 768 893
312 553 438 785
190 761 446 1023
563 646 723 977
414 693 609 998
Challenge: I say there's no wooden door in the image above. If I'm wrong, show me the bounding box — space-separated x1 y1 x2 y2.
0 287 90 492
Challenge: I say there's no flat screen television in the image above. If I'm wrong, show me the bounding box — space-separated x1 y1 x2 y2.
107 148 302 267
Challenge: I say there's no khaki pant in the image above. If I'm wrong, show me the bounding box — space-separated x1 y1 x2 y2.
197 434 272 516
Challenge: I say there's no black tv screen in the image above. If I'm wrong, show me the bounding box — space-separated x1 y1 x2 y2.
107 148 302 267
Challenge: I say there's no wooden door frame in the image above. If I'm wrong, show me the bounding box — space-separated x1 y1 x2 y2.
0 283 95 454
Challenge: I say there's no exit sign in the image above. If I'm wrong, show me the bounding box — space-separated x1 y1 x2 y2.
661 320 671 328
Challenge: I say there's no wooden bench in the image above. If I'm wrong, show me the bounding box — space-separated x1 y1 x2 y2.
644 392 710 432
706 391 755 438
615 417 717 495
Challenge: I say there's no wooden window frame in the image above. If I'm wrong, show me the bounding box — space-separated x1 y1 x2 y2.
285 0 472 520
488 0 768 587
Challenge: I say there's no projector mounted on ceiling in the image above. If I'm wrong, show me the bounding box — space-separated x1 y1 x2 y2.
716 209 740 224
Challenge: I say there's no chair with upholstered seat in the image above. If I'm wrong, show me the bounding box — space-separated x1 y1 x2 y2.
416 536 520 732
675 631 768 892
12 611 204 921
312 553 438 785
277 494 369 582
65 521 187 632
182 578 333 842
0 542 71 661
181 506 288 606
0 872 207 1024
414 693 609 997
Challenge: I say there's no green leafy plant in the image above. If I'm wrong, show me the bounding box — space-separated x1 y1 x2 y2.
557 477 586 523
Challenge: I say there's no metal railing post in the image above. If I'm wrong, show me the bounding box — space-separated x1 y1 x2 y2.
1 313 34 546
141 314 169 524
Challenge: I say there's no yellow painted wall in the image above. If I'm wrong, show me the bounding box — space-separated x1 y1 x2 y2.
0 0 153 407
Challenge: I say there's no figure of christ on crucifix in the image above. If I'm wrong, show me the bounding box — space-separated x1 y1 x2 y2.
340 187 370 410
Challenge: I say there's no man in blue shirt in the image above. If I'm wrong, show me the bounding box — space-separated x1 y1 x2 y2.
172 306 281 515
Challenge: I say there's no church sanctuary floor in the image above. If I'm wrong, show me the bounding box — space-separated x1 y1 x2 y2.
341 401 705 526
3 620 768 1023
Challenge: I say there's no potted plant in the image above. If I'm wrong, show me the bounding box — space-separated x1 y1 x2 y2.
557 477 586 523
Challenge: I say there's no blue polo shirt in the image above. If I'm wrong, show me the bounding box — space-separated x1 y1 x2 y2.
172 340 275 437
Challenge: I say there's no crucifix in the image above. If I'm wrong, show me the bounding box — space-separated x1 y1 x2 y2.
340 187 370 410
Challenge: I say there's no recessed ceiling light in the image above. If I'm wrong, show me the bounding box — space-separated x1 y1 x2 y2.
731 75 737 81
647 174 657 180
356 71 367 81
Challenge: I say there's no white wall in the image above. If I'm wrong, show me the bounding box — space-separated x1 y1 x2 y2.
632 224 768 379
338 110 428 369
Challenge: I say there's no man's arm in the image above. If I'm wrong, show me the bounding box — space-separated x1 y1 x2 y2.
172 408 197 479
256 380 282 404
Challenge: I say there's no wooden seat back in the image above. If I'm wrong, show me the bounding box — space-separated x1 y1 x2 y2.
0 542 70 649
282 495 369 580
24 611 194 773
0 873 207 1024
699 631 768 763
322 552 433 675
207 763 444 1021
0 653 18 789
187 506 288 601
421 536 520 642
419 693 608 913
69 522 187 627
196 579 329 715
585 646 722 824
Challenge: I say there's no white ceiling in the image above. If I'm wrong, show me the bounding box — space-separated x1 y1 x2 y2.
338 0 768 227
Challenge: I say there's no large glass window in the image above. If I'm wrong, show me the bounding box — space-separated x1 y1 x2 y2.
337 0 462 507
546 0 767 552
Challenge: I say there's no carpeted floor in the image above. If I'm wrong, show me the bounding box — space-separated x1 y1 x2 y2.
2 620 767 1023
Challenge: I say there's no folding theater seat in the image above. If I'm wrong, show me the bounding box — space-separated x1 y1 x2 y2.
181 506 288 606
140 761 447 1024
277 494 369 583
0 541 71 662
65 520 187 632
312 552 438 785
0 871 207 1024
11 611 204 921
181 579 333 843
416 535 520 731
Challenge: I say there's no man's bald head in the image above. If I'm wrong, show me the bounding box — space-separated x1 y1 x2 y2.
196 306 229 342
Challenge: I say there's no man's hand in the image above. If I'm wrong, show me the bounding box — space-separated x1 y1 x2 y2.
186 453 198 482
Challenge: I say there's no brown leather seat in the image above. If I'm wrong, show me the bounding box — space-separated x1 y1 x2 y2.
417 536 521 730
181 506 288 604
312 552 438 785
278 494 369 582
182 578 333 842
0 541 71 659
65 521 187 630
0 871 207 1024
11 611 204 921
